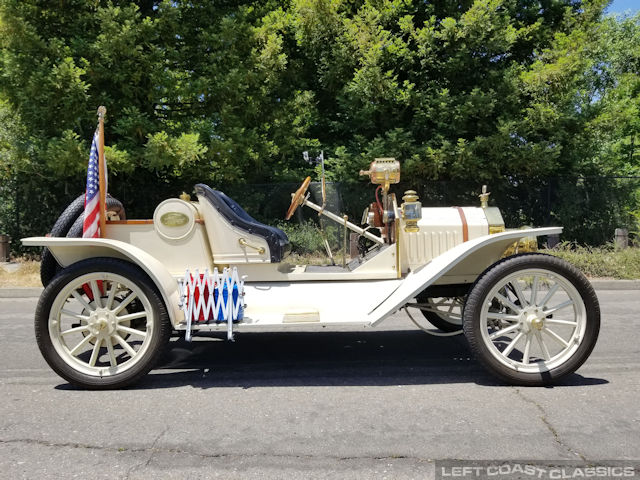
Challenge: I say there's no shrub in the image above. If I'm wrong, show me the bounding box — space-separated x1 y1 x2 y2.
276 220 327 255
544 242 640 279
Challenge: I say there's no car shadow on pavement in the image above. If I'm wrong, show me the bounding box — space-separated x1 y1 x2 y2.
123 329 608 390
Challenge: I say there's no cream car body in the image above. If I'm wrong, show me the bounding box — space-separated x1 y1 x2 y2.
24 157 598 389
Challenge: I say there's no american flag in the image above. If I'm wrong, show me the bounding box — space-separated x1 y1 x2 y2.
82 129 102 238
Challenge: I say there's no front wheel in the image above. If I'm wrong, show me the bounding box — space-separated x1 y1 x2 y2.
35 258 171 389
463 254 600 386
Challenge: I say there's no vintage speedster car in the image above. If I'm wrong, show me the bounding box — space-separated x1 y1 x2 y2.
23 157 600 389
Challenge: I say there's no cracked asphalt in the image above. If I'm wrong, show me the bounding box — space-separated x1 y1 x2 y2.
1 290 639 479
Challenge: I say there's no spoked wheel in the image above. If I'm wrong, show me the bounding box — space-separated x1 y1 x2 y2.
414 296 464 332
463 254 600 386
35 258 171 389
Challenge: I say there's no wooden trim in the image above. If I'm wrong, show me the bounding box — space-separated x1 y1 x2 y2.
454 207 469 242
106 219 204 225
107 220 153 225
97 107 107 238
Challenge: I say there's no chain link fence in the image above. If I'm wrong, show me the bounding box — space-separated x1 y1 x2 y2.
224 176 640 247
1 175 639 256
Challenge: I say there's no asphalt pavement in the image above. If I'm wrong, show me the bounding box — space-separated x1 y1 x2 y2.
0 289 638 479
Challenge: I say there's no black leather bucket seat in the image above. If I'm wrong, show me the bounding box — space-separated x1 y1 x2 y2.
195 184 290 263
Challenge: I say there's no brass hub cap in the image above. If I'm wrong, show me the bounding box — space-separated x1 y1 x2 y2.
531 317 545 331
520 307 546 333
480 268 587 373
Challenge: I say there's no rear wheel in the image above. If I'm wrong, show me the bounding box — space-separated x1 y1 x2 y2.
35 258 170 389
415 296 464 332
463 254 600 386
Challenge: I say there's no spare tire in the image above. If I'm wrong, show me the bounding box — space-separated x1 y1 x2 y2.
40 195 85 287
40 194 126 287
66 195 126 238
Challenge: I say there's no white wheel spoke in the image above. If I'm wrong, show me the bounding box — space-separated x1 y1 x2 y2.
539 283 560 308
416 297 463 323
89 337 102 366
60 309 90 322
114 334 137 358
117 325 147 338
510 280 528 307
105 281 118 310
522 334 532 365
502 331 525 357
69 334 95 356
530 276 539 306
106 340 118 367
486 312 520 322
90 281 103 308
60 325 90 336
71 291 94 312
113 292 137 315
489 323 521 339
117 311 148 323
494 292 522 314
478 265 591 375
544 299 574 316
544 319 578 327
48 269 157 382
534 330 551 361
543 327 570 348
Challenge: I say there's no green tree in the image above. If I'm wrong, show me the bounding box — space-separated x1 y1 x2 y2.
585 13 640 176
0 0 637 247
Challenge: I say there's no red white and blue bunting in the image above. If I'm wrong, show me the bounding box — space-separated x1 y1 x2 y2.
178 267 245 341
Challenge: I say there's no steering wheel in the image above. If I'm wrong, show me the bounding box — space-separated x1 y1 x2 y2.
285 176 311 220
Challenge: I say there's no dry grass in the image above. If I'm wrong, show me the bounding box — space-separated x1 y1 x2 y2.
285 252 344 265
0 260 41 287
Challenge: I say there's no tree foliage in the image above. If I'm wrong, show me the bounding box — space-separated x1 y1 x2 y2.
0 0 639 245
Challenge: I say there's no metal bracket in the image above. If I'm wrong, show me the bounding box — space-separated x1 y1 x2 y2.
239 237 265 254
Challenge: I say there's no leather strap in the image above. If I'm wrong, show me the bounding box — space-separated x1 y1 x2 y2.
454 207 469 242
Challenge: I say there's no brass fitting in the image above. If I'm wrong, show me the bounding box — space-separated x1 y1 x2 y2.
479 185 490 208
360 158 401 193
401 190 421 232
479 185 506 234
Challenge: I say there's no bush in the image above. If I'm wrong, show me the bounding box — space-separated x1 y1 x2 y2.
544 243 640 279
276 220 328 255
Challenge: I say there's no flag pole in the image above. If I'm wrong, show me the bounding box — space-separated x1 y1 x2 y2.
97 106 107 238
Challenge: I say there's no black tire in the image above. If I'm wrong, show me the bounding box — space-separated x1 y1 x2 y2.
415 294 464 332
66 195 126 238
463 254 600 386
40 195 126 287
35 258 171 389
40 194 86 287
